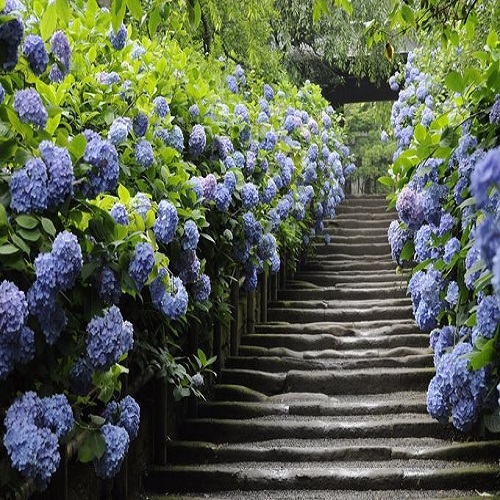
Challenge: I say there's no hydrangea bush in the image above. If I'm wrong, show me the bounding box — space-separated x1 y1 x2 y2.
383 16 500 433
0 0 354 493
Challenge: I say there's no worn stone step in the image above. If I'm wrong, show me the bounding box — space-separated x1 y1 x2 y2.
267 305 414 323
294 273 406 286
254 320 418 336
299 261 398 273
240 332 427 351
166 439 500 465
306 254 393 263
315 234 390 245
197 395 428 419
229 353 432 371
333 210 395 220
149 489 492 499
325 226 388 237
179 415 449 443
326 218 391 229
313 242 391 256
220 367 433 396
145 462 500 493
278 286 407 300
268 298 412 310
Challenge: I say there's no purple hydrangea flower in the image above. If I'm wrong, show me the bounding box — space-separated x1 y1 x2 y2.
41 394 74 439
241 183 259 209
201 174 217 200
182 220 199 251
154 200 178 244
470 147 500 208
97 266 121 305
86 306 134 370
153 96 169 118
0 13 24 72
443 237 461 264
226 75 238 93
14 89 48 129
108 117 131 145
178 250 200 284
110 202 129 225
192 274 211 302
396 186 424 230
189 104 200 117
445 281 459 306
10 158 48 213
22 35 48 75
150 270 188 320
50 30 71 74
214 184 231 212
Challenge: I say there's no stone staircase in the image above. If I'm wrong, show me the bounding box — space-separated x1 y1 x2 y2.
145 195 500 499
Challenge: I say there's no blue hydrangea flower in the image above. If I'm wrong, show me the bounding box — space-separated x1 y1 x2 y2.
14 88 47 129
104 396 140 440
109 24 127 50
154 200 178 244
96 71 121 86
472 294 500 344
470 147 500 208
166 125 184 153
50 31 71 73
135 138 154 167
192 373 204 387
153 96 169 118
189 104 200 117
243 263 258 292
10 158 48 213
223 171 236 194
476 215 500 270
150 271 189 320
108 117 131 145
110 203 129 225
69 358 93 395
133 112 148 137
445 281 459 306
0 13 24 72
182 220 199 251
465 241 482 290
178 250 200 284
489 95 500 125
243 212 262 245
22 35 48 75
226 75 238 93
241 183 259 209
261 178 277 205
214 184 231 212
201 174 217 200
188 124 206 156
0 83 4 104
235 104 250 123
493 248 500 296
51 231 83 290
257 233 277 260
94 424 129 479
192 274 211 302
128 242 154 291
86 306 134 371
83 132 119 197
131 43 146 60
414 225 433 262
263 83 274 101
41 394 74 439
131 192 151 220
97 266 121 305
443 237 460 264
0 280 29 342
214 135 234 160
39 141 74 208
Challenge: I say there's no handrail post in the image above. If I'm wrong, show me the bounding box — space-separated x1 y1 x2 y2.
230 268 240 357
260 272 268 323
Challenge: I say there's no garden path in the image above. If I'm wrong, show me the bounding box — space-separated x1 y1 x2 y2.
146 195 500 499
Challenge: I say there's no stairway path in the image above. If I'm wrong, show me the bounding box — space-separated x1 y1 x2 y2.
145 195 500 499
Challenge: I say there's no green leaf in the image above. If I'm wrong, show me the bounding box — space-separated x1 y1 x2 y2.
378 176 394 187
55 0 71 24
468 337 495 370
15 215 39 230
414 123 427 143
444 71 464 93
111 0 127 33
68 134 87 161
11 233 30 254
41 217 56 236
484 407 500 433
486 29 498 50
400 4 414 25
0 244 19 255
78 432 106 463
188 0 201 28
148 6 161 38
313 0 328 23
0 203 8 228
40 2 58 40
400 240 415 261
126 0 143 20
17 228 41 242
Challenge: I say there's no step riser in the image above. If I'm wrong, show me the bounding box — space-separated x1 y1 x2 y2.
180 420 449 443
268 299 412 309
145 468 500 493
267 307 414 323
327 219 391 229
240 334 428 351
220 370 433 396
294 274 406 286
278 288 407 300
313 244 390 256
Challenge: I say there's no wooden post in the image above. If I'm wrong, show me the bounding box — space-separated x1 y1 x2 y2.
271 271 278 302
213 319 222 378
52 445 68 500
247 291 255 335
230 268 240 357
260 272 268 323
188 323 199 418
279 253 287 290
154 378 168 466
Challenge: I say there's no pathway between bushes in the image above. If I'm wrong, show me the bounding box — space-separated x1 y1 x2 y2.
146 195 500 499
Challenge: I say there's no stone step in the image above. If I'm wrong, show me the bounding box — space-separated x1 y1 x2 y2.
325 226 388 237
278 286 407 300
315 234 390 245
220 367 433 396
254 320 419 336
313 242 391 256
268 297 412 310
293 273 406 286
166 439 500 465
179 414 449 443
145 463 500 493
299 261 397 272
267 305 414 323
198 393 428 418
229 353 432 371
240 332 427 351
326 218 391 229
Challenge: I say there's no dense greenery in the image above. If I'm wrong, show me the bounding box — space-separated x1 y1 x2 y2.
0 0 354 494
